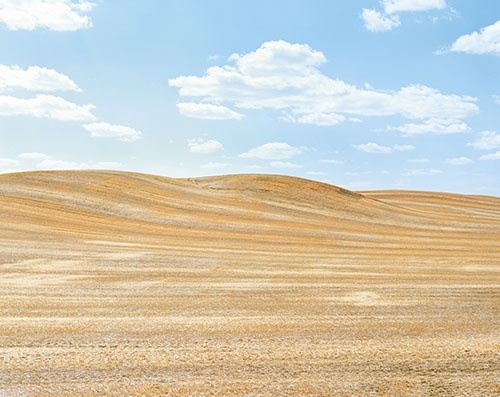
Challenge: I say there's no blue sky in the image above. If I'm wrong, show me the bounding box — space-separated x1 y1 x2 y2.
0 0 499 195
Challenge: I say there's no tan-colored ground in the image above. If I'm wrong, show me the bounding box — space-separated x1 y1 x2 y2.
0 170 499 396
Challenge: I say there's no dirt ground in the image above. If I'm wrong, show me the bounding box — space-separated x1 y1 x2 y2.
0 171 499 396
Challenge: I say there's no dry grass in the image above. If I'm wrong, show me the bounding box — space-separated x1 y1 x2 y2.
0 170 499 396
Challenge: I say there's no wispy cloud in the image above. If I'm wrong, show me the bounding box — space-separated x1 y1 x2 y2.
188 138 224 154
36 158 122 170
176 102 245 120
0 65 81 92
389 118 471 136
201 161 230 169
354 142 415 153
83 122 142 142
0 158 19 167
382 0 447 14
270 161 303 168
170 41 478 129
354 142 393 154
0 94 95 120
445 157 473 165
450 20 500 55
240 142 303 160
18 152 51 160
480 151 500 160
403 168 443 176
0 0 96 31
467 131 500 150
408 158 429 163
393 144 415 151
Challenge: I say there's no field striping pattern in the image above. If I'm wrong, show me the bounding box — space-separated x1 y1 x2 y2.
0 170 499 396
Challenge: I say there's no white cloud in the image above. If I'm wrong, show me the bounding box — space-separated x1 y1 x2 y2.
306 171 326 176
90 161 122 169
170 41 478 128
296 112 346 126
270 161 303 168
403 168 443 176
0 65 81 92
362 1 447 32
494 95 500 105
0 94 95 120
382 0 447 14
83 122 142 142
0 0 96 31
445 157 473 165
354 142 393 154
389 118 471 136
450 20 500 55
467 131 500 150
176 102 244 120
321 159 344 164
0 158 19 167
394 144 415 151
36 158 122 170
361 8 400 32
354 142 413 154
240 142 303 160
18 152 51 160
480 151 500 160
201 162 230 169
188 138 224 154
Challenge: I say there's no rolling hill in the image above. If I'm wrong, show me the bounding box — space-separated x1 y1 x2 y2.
0 170 499 396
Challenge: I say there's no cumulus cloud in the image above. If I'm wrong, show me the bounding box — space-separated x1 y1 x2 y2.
0 0 96 31
0 94 95 120
176 102 244 120
354 142 414 153
270 161 303 168
239 142 303 160
494 95 500 105
389 118 471 136
445 157 473 165
83 122 142 142
361 9 400 32
0 65 81 92
170 41 478 128
450 20 500 55
467 131 500 150
480 151 500 160
362 0 447 32
188 138 224 154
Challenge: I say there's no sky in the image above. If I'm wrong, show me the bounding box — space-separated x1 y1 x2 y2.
0 0 499 195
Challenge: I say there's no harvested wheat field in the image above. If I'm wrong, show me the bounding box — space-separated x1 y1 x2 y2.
0 170 499 396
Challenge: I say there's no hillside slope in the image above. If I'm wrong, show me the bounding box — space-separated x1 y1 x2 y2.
0 170 499 263
1 170 499 396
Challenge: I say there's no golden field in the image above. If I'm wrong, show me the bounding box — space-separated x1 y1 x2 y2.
0 170 499 396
